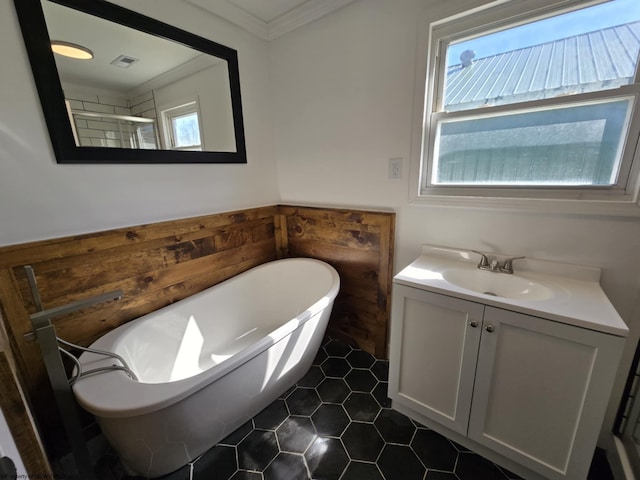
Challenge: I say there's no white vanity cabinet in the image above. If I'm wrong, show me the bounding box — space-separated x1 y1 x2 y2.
389 283 626 480
388 286 483 436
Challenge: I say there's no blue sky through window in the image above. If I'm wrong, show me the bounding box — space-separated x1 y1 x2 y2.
447 0 640 66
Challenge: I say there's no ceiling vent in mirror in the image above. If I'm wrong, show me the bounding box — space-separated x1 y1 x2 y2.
110 55 139 68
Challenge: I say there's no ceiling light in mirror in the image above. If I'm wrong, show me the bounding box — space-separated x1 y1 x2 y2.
51 40 93 59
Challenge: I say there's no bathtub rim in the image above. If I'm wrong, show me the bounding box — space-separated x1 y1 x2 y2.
71 257 339 418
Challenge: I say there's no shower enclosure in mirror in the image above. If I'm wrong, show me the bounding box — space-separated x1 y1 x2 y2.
13 0 246 163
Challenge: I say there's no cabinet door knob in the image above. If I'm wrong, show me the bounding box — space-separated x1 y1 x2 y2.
485 325 495 333
469 321 478 328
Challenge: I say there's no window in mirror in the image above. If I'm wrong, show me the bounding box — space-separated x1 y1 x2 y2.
162 101 203 151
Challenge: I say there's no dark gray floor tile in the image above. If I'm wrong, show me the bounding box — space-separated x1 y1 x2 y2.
346 349 376 369
237 430 279 471
286 387 321 416
341 461 384 480
253 399 288 430
426 471 458 480
372 381 391 408
588 448 614 480
94 452 123 480
374 408 416 444
449 440 472 453
304 437 349 480
324 339 352 357
263 452 309 480
316 378 351 403
312 348 328 366
230 472 262 480
411 429 458 471
192 445 237 480
278 384 297 400
220 420 253 445
455 452 509 480
342 422 384 462
311 404 350 437
153 465 191 480
276 416 316 453
343 392 381 422
297 365 325 388
344 369 377 392
370 360 389 382
498 464 524 480
377 444 425 480
320 357 351 378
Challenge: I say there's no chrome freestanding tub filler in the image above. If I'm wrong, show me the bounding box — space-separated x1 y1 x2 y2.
72 258 340 477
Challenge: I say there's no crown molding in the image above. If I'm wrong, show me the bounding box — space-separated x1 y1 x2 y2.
187 0 269 38
186 0 357 40
267 0 357 40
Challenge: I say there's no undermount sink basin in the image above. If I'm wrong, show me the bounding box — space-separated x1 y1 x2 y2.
442 269 556 301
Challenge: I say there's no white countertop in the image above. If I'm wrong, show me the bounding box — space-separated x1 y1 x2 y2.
393 245 628 337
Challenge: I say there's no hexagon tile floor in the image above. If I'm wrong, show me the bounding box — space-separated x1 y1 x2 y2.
100 336 612 480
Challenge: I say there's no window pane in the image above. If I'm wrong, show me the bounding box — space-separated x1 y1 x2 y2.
171 112 201 148
432 99 631 186
443 0 640 112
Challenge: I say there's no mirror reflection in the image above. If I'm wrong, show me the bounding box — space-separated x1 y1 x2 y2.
13 0 246 163
42 1 237 153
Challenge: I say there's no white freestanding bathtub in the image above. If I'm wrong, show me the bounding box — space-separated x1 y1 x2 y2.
72 258 340 478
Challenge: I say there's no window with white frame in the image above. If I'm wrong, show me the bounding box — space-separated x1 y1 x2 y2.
160 100 203 151
416 0 640 205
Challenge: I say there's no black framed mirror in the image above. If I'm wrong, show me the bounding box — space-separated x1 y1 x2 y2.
14 0 247 164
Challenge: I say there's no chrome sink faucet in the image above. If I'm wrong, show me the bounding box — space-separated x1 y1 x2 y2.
472 251 525 274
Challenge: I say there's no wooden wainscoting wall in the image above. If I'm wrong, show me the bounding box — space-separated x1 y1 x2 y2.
0 204 394 464
278 205 395 358
0 317 52 478
0 205 281 453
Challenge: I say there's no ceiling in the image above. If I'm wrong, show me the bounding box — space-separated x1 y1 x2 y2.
41 0 357 94
227 0 319 23
185 0 358 40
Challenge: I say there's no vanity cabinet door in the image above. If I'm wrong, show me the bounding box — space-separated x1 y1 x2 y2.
468 306 625 480
388 285 484 435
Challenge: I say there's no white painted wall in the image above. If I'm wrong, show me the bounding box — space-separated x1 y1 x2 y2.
0 0 278 247
270 0 640 442
154 62 236 152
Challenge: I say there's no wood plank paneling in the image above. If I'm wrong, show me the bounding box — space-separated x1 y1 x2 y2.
0 206 278 269
0 206 280 456
0 308 52 478
0 203 395 467
279 205 395 358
